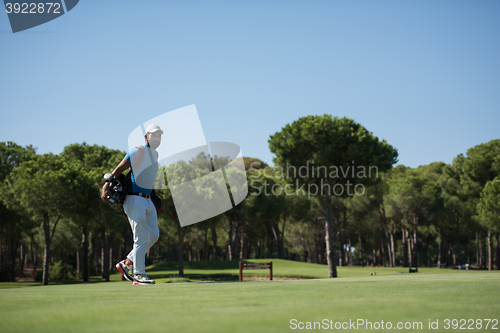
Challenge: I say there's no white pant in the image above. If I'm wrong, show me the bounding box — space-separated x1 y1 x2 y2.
123 195 159 275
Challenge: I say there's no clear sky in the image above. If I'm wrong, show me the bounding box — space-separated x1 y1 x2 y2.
1 0 499 168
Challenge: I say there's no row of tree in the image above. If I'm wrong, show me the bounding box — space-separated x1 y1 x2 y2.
0 115 499 285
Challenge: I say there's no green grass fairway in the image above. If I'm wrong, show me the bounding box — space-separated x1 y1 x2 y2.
1 262 499 333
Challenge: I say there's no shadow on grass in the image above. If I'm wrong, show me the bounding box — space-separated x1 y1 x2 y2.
6 260 474 288
150 260 241 271
147 260 319 282
0 278 120 289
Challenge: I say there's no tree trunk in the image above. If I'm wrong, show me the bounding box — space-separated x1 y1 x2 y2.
454 220 461 266
196 233 201 261
76 249 80 280
101 229 105 278
82 226 89 282
10 235 18 282
109 233 114 274
203 229 208 261
446 243 454 265
257 238 262 259
337 236 343 266
452 243 457 266
413 214 418 268
302 237 308 263
280 215 287 260
63 251 68 280
314 234 320 264
271 222 283 259
233 220 239 260
379 206 394 267
403 228 408 267
338 205 347 267
211 224 218 260
29 241 33 271
495 233 499 270
482 232 486 270
32 239 38 272
324 181 337 277
227 216 234 260
488 228 493 271
42 219 51 285
390 228 396 267
101 228 109 281
358 233 364 267
23 244 28 274
476 232 480 267
19 243 26 278
438 228 443 268
408 232 413 268
92 232 98 276
226 216 240 261
348 238 353 265
240 237 247 260
320 234 326 264
41 212 59 285
468 236 472 266
177 225 187 277
380 235 385 267
166 235 171 262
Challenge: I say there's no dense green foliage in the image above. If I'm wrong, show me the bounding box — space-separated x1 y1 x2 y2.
0 122 498 284
269 115 398 277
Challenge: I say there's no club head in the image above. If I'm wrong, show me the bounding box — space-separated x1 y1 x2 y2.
103 173 114 182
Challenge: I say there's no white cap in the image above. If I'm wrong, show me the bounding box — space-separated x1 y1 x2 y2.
145 124 163 134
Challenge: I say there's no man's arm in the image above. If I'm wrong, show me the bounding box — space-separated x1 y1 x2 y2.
101 157 132 203
112 157 132 178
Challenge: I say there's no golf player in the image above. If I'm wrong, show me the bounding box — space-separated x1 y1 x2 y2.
101 124 163 285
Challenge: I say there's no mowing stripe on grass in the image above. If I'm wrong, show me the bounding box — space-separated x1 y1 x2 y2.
1 271 499 333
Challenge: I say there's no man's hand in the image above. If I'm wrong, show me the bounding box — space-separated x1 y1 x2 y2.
102 158 131 204
101 182 113 203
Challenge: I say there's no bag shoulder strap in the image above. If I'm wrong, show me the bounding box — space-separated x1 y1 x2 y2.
132 145 158 169
131 145 145 170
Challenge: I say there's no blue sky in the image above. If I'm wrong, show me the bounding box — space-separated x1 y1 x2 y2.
1 0 499 168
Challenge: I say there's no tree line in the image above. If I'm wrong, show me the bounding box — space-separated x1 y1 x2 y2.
0 115 499 284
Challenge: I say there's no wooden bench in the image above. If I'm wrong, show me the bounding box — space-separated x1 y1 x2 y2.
239 261 273 281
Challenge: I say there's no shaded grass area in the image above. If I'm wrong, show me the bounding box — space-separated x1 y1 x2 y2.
0 270 499 333
144 259 489 283
2 259 491 288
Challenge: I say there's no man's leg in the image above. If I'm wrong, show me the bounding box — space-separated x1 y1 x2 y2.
123 196 153 279
132 200 159 284
116 196 138 281
127 224 156 285
127 205 149 275
119 196 156 285
144 199 160 253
